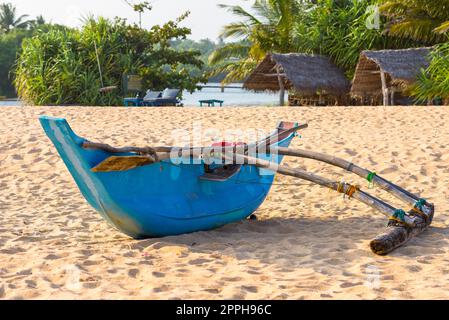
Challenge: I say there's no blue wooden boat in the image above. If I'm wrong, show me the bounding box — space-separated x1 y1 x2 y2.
39 116 303 239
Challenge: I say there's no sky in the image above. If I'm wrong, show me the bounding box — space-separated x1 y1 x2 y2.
9 0 251 41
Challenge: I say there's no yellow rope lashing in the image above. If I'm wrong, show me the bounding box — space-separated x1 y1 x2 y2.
346 185 360 199
336 183 360 199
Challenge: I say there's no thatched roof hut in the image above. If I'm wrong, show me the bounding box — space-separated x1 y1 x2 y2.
243 53 350 105
351 48 432 105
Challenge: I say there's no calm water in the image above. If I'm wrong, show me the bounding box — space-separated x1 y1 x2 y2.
0 84 282 107
182 84 282 106
0 100 20 106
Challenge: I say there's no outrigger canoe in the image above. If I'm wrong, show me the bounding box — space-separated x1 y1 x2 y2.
39 116 304 239
40 116 435 255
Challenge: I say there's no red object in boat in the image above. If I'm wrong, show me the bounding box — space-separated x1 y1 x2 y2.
212 141 246 147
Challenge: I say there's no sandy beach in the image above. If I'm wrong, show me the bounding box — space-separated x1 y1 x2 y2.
0 105 448 300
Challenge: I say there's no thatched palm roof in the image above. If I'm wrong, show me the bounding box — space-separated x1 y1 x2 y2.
243 53 350 96
351 47 432 97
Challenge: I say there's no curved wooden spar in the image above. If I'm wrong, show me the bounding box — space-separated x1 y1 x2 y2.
222 153 434 256
275 148 423 208
83 123 309 156
222 153 422 226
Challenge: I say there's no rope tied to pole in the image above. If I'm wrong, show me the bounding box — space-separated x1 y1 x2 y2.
389 209 411 227
137 147 159 163
336 182 360 199
367 172 376 189
337 181 345 194
411 198 429 222
345 184 360 199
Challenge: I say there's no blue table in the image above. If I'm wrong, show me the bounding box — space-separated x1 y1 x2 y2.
124 98 143 107
199 99 224 107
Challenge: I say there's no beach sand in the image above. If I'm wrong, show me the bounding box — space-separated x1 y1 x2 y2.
1 105 449 300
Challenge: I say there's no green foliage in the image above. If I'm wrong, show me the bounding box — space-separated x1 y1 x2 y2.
209 0 301 83
14 15 206 106
170 38 221 80
380 0 449 44
0 29 32 97
0 3 50 97
295 0 414 78
381 0 449 101
0 2 32 33
210 0 418 83
412 41 449 102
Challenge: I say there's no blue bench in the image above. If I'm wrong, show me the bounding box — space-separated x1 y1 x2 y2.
199 99 224 107
124 98 143 107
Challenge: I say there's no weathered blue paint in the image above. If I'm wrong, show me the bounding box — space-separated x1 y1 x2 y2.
39 116 299 239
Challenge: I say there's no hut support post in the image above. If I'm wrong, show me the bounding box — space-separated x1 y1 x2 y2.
390 89 395 106
380 70 389 106
276 65 285 106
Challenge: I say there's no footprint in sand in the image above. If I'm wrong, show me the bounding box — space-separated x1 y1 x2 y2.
25 280 37 289
189 258 211 265
405 265 422 273
204 288 221 294
340 282 363 288
82 282 100 289
345 149 358 157
241 286 258 293
16 269 33 276
44 254 60 260
379 165 398 175
83 260 101 267
153 285 170 293
152 271 166 278
128 269 140 278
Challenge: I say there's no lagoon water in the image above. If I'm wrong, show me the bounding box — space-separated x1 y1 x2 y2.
0 100 20 106
182 84 281 106
0 84 282 107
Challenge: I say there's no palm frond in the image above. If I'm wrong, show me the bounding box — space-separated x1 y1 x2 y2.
208 43 250 65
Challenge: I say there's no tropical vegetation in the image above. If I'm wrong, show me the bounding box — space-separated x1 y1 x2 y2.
207 0 449 103
0 3 32 33
0 29 31 97
209 0 418 81
379 0 449 44
378 0 449 103
208 0 301 83
0 3 48 97
2 0 449 104
14 13 206 106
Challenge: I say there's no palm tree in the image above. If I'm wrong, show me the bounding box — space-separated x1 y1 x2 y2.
380 0 449 44
0 3 31 33
295 0 415 75
208 0 301 83
31 15 46 28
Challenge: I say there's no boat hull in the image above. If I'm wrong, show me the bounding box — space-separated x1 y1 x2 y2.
39 116 299 238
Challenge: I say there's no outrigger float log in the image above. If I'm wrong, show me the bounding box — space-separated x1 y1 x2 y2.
40 116 434 255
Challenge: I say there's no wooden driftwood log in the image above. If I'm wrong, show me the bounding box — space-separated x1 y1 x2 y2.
370 204 435 255
224 153 434 255
273 148 435 255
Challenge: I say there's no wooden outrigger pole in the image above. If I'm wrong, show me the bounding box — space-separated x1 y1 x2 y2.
224 151 434 255
85 125 434 255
